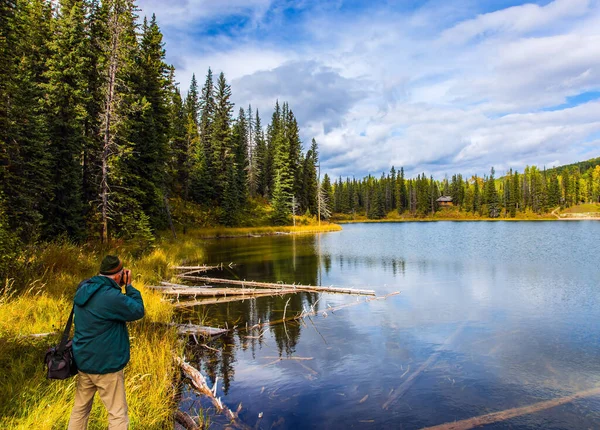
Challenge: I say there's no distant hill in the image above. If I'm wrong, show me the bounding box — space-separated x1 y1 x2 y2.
546 156 600 175
498 156 600 180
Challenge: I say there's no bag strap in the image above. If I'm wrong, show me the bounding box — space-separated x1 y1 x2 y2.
56 278 90 356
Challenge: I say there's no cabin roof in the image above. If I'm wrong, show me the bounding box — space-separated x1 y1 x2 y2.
436 196 453 202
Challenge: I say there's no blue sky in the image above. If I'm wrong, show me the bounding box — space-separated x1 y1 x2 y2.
138 0 600 179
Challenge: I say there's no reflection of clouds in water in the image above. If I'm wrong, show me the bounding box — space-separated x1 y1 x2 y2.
185 222 600 428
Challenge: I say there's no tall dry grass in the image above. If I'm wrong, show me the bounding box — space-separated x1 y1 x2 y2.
0 238 200 429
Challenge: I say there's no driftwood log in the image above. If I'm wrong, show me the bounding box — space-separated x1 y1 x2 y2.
175 356 248 429
159 281 216 289
172 292 300 308
176 275 376 296
422 386 600 430
382 320 468 410
149 286 311 297
170 323 229 337
174 410 200 430
171 264 223 271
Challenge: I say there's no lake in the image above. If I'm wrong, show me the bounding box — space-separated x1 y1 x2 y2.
177 222 600 429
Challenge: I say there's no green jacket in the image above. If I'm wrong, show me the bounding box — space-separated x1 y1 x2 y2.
73 275 144 374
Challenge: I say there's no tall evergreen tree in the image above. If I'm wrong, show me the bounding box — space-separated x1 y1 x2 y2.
116 14 171 235
232 107 249 207
271 171 291 225
254 110 268 198
472 176 481 214
485 167 499 217
211 71 234 202
0 0 53 242
44 0 91 239
300 138 318 214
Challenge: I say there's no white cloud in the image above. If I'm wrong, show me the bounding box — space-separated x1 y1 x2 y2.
440 0 591 45
140 0 600 179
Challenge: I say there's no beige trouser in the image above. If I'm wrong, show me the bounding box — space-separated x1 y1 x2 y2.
68 370 129 430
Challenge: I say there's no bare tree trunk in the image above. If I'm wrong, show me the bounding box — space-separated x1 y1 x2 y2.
101 7 120 243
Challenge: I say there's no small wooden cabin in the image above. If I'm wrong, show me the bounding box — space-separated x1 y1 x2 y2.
436 196 453 207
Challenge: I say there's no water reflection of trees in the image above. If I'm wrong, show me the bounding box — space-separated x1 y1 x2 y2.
182 235 322 394
321 254 406 276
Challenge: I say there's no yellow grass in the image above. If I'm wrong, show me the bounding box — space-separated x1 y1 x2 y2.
172 223 342 239
561 203 600 214
1 222 341 428
0 241 183 430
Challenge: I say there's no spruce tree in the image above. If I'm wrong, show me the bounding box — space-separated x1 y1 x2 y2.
397 167 407 213
0 0 53 242
82 0 108 226
211 71 234 202
232 107 249 206
169 86 187 196
253 110 268 198
199 68 215 198
114 14 170 236
485 167 499 217
44 0 91 239
247 103 257 196
285 108 303 202
271 171 291 225
473 176 481 214
300 138 319 214
548 172 560 208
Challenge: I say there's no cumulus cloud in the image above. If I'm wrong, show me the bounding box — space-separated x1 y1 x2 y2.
440 0 591 45
232 60 369 134
138 0 600 179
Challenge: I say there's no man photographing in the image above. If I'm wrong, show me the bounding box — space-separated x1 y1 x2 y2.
68 255 144 430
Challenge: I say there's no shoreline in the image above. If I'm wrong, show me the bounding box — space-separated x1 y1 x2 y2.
163 224 342 240
334 217 600 223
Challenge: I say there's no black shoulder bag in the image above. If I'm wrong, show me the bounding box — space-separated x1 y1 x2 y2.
44 279 89 380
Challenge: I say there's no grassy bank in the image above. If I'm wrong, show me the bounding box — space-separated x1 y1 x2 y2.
169 223 342 239
0 223 340 429
0 237 210 429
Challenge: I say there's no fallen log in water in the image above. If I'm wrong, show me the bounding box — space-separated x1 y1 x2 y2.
171 264 223 271
422 386 600 430
159 281 216 289
170 323 229 337
174 410 199 430
176 275 376 296
175 356 248 429
149 286 309 297
172 291 301 308
382 320 468 410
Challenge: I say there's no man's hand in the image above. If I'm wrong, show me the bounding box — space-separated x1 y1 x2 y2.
122 269 132 286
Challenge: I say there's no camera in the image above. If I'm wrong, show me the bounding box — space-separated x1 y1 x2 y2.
119 269 131 286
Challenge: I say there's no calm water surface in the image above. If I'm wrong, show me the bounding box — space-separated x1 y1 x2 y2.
178 222 600 429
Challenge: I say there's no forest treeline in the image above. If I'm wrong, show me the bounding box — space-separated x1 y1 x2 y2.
331 161 600 219
0 0 323 260
1 0 600 269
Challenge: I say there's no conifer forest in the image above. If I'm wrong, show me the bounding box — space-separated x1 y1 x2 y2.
1 0 600 253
